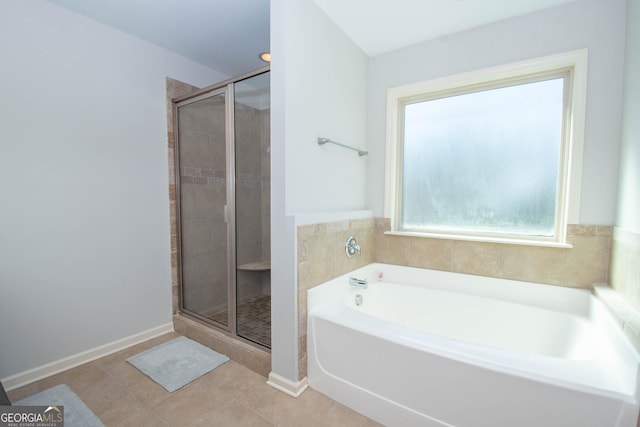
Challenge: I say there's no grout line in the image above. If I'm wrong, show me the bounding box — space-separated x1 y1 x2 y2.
89 335 178 426
97 357 154 422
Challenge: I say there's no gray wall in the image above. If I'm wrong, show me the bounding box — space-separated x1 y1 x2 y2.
0 0 226 379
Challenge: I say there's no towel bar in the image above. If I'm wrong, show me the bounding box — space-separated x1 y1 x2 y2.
317 137 368 157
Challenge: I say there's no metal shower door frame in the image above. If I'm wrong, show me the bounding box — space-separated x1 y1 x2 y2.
173 84 237 334
172 65 269 342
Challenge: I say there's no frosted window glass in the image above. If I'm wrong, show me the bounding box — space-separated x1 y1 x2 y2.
401 78 564 237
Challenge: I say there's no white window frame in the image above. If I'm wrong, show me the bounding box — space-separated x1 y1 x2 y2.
384 49 588 247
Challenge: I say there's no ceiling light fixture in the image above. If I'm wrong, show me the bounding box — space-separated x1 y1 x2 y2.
259 52 271 63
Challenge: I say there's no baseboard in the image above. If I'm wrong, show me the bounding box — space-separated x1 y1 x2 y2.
2 322 174 391
267 372 308 398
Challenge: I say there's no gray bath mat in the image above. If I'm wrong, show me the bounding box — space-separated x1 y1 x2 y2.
16 384 104 427
127 336 229 392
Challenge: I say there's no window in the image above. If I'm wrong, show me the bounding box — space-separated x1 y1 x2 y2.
385 50 587 246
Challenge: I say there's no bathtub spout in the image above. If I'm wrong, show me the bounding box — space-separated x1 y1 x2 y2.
349 277 368 289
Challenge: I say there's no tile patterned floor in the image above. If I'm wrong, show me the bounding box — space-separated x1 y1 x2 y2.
208 295 271 347
6 333 381 427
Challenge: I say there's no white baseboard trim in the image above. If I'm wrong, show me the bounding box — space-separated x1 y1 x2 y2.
267 372 309 398
2 322 174 391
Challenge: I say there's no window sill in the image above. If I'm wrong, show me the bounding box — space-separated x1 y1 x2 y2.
384 230 573 248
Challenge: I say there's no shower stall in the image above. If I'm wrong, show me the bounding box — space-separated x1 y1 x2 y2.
173 67 271 348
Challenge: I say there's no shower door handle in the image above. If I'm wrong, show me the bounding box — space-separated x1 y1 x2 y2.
224 205 228 223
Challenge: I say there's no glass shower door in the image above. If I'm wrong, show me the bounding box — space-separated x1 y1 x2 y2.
234 71 271 347
177 89 232 328
175 69 270 349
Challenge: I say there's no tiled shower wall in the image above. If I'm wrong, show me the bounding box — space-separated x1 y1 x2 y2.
236 103 271 301
610 228 640 311
167 78 200 315
297 218 613 378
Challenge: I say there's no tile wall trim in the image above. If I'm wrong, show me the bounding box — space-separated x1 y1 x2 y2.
606 226 640 353
610 228 640 309
593 285 640 353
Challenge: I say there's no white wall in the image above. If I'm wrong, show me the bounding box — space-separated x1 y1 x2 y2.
283 2 368 214
270 0 297 382
616 0 640 234
270 0 368 382
0 0 226 379
367 0 627 225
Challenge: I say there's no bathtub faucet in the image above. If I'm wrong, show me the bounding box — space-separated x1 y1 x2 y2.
345 235 361 258
349 277 368 289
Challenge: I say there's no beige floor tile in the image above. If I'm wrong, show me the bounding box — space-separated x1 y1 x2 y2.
8 332 382 427
124 374 173 408
94 347 140 368
276 389 336 427
202 362 379 426
202 360 266 398
134 332 181 352
73 374 133 417
315 402 384 427
211 371 286 423
194 401 274 427
151 380 233 427
241 386 335 427
96 332 180 367
37 361 109 392
6 382 39 402
102 358 149 388
236 388 292 425
100 397 166 427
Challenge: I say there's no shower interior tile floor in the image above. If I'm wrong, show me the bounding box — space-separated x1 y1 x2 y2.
208 294 271 347
7 332 382 427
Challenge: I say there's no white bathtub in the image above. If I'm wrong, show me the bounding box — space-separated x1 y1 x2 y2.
307 263 640 427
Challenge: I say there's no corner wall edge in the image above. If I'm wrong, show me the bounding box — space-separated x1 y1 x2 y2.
267 372 309 398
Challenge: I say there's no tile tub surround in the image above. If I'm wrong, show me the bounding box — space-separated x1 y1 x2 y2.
593 285 640 354
610 227 640 312
297 217 613 379
605 227 640 353
374 219 612 288
297 218 374 378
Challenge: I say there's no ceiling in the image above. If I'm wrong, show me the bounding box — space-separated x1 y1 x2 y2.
45 0 578 77
314 0 579 56
45 0 270 77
